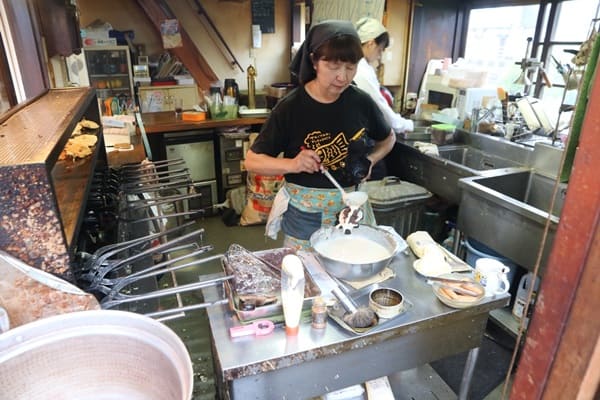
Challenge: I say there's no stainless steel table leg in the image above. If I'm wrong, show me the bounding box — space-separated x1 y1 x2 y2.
452 228 462 256
458 347 480 400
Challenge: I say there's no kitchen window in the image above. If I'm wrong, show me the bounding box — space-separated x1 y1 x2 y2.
537 0 600 121
464 4 541 95
463 0 600 130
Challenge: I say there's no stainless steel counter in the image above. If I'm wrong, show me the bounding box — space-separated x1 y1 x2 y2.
202 249 509 400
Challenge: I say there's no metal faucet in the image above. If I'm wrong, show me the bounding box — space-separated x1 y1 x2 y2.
470 108 481 133
470 107 496 133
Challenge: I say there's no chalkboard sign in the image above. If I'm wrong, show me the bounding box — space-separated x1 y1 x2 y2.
251 0 275 33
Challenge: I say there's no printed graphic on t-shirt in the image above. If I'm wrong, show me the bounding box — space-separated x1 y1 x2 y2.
304 131 349 171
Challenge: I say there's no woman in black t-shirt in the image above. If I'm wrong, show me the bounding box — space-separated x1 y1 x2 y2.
245 20 395 249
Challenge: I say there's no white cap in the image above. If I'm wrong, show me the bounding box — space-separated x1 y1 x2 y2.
281 254 305 289
355 17 387 43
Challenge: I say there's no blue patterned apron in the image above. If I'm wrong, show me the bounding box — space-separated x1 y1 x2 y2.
280 182 376 250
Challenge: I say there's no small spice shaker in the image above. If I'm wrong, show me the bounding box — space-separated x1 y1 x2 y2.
311 296 327 329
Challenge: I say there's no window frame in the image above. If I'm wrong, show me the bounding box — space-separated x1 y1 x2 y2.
460 0 597 98
0 0 49 123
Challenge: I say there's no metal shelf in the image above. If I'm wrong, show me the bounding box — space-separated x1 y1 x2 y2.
490 308 521 337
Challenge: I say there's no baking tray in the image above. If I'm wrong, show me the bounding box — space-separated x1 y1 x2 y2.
327 283 413 335
222 248 321 323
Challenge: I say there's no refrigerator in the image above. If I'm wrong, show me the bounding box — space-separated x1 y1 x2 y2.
81 45 135 115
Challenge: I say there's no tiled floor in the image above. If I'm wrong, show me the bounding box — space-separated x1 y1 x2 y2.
161 214 516 400
161 215 283 400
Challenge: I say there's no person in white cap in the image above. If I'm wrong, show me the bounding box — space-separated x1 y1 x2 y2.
354 17 414 133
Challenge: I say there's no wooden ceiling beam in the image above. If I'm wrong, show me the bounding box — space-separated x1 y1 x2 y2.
134 0 218 90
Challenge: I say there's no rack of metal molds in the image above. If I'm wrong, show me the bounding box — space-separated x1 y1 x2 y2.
74 158 230 321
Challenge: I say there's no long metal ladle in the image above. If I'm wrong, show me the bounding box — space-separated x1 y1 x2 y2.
301 143 369 208
320 167 368 208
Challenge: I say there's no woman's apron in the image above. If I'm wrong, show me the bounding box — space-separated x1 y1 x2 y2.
266 181 376 250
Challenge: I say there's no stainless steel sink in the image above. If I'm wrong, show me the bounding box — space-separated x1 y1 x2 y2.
391 130 533 204
437 145 522 170
447 131 533 166
457 168 568 272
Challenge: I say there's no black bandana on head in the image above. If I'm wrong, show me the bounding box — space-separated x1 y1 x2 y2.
289 20 359 85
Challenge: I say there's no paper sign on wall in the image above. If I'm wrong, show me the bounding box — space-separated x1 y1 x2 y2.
252 25 262 48
161 19 182 49
143 91 165 112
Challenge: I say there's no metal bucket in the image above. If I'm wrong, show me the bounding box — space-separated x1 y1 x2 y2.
0 310 193 399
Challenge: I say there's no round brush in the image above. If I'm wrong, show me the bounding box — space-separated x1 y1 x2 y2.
331 287 377 329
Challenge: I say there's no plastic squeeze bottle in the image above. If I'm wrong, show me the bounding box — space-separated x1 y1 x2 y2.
281 254 306 336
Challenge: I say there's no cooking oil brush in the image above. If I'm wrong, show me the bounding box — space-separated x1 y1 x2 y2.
332 287 377 329
342 306 377 329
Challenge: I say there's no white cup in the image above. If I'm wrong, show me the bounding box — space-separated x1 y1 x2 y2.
474 258 510 297
505 122 516 140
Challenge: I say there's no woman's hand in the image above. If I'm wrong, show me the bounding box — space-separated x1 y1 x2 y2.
245 148 321 176
294 147 321 173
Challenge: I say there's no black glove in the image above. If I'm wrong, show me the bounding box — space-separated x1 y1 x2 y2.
343 135 374 185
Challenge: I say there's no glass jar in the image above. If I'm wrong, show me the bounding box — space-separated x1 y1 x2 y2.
209 87 223 119
311 296 327 329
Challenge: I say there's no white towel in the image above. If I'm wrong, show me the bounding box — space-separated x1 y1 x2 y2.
414 141 439 156
265 186 290 240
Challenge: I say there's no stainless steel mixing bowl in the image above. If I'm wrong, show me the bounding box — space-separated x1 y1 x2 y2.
309 225 400 281
0 310 193 400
